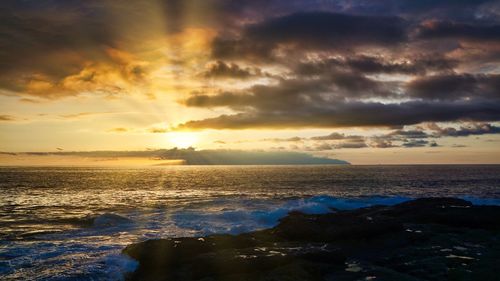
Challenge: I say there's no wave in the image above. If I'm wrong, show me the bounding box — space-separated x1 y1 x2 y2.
54 213 134 228
171 195 500 236
171 195 410 235
90 213 134 228
103 254 138 281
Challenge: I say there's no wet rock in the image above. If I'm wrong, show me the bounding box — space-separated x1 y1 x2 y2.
123 198 500 281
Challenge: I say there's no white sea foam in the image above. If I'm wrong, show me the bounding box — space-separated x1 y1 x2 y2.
171 195 412 235
171 195 500 236
103 254 138 281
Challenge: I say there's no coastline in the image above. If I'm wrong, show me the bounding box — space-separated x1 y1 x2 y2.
123 198 500 281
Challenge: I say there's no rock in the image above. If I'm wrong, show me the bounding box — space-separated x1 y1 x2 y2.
123 198 500 281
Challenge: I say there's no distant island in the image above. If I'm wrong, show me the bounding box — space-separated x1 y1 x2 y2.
0 148 349 166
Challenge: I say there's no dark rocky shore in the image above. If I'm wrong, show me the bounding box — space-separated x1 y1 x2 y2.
123 198 500 281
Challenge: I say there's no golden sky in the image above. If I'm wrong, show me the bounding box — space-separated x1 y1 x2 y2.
1 0 500 164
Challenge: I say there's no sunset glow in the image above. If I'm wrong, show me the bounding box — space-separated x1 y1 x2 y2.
2 2 500 280
167 132 199 149
1 0 500 164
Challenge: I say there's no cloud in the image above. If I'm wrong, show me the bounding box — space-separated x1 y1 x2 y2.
58 112 115 119
331 0 492 19
428 122 500 137
149 128 169 133
417 20 500 41
429 141 439 147
407 74 500 101
0 115 16 121
176 97 500 130
182 78 335 110
0 2 112 98
295 55 456 76
387 129 429 139
201 61 264 79
402 139 429 147
263 136 304 142
370 138 397 148
183 74 397 111
212 12 407 60
0 2 169 100
108 127 128 133
3 0 500 151
359 122 500 149
310 132 348 140
314 143 334 151
247 12 407 46
335 139 368 149
312 138 367 150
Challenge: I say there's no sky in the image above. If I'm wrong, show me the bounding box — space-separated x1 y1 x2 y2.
1 0 500 164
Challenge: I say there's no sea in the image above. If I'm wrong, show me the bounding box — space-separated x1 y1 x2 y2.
1 165 500 280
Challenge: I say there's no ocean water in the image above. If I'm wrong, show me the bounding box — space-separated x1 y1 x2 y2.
1 165 500 280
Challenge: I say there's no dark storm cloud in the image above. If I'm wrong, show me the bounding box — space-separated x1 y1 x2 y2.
407 74 500 101
417 20 500 41
336 0 495 22
213 12 408 60
180 67 500 130
177 99 500 130
0 0 260 99
0 0 162 99
330 71 396 98
210 1 500 60
344 56 456 75
293 55 457 80
176 1 500 131
183 79 334 111
203 0 495 23
3 0 500 134
0 1 113 63
183 74 397 111
245 12 407 47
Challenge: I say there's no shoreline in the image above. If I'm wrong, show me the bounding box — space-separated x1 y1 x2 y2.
123 198 500 281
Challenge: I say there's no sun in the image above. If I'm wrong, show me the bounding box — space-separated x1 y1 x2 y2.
167 132 199 149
